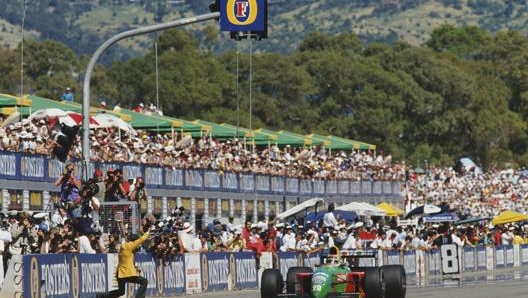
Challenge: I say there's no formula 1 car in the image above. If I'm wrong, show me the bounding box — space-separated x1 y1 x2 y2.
260 247 406 298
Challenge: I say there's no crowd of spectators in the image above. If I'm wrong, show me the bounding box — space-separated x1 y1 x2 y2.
2 114 528 286
0 116 397 180
1 116 528 218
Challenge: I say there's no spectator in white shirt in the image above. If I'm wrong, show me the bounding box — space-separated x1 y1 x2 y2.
78 230 96 254
179 222 198 252
51 206 69 228
501 228 513 246
280 226 296 252
323 203 338 228
342 230 358 250
451 231 465 247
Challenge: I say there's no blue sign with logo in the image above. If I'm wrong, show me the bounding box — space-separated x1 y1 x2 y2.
220 0 267 32
23 253 108 298
233 252 258 289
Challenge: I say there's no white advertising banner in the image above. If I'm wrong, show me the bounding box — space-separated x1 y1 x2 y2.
185 253 202 294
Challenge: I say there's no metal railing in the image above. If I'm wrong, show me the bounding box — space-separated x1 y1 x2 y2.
1 151 404 198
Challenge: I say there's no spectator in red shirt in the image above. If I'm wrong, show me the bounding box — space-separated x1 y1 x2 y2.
265 221 277 252
242 220 252 242
494 228 502 246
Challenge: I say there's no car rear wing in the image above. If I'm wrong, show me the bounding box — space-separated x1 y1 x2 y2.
340 249 378 258
320 248 378 258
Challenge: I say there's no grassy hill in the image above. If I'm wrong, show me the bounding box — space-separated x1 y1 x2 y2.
1 0 528 57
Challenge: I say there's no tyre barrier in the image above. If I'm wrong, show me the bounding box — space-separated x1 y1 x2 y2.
4 244 528 298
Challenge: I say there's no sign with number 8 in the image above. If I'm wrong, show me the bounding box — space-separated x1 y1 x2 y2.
440 244 460 274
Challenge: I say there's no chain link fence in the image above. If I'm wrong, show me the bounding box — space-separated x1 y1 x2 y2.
98 201 140 237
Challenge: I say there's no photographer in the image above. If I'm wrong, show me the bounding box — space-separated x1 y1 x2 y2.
104 169 129 202
54 163 81 211
71 179 101 220
55 235 77 253
9 213 38 255
92 169 106 202
129 176 147 202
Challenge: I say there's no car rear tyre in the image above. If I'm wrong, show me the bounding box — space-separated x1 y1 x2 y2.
286 266 313 294
382 265 406 298
364 267 385 298
261 269 283 298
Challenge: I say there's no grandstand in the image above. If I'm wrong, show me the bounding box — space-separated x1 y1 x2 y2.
0 92 398 229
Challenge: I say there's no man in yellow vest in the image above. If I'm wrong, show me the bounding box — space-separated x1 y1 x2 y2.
96 222 151 298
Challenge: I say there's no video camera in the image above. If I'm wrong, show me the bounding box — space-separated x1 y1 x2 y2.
81 178 99 198
79 178 100 215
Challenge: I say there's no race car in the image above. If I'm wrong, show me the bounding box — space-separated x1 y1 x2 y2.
260 247 406 298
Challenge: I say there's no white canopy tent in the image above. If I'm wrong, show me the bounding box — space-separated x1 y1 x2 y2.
336 202 387 217
276 198 325 221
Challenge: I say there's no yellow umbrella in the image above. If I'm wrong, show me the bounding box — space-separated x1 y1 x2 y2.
377 202 404 217
492 210 528 226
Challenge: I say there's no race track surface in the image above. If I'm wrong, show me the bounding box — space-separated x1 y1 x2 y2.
149 269 528 298
147 279 526 298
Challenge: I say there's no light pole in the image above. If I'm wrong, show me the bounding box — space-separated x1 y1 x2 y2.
81 12 220 180
20 0 26 98
424 159 429 201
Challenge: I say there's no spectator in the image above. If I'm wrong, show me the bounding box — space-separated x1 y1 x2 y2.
178 222 198 253
197 231 212 252
342 227 358 250
242 220 252 242
502 227 513 245
60 87 74 102
98 233 110 253
51 206 69 228
512 229 524 245
36 224 50 253
133 103 145 113
279 225 295 252
265 221 278 252
209 221 227 251
226 216 236 233
370 230 387 250
323 203 338 229
246 224 265 256
108 234 119 253
399 235 414 251
77 228 97 254
226 226 245 251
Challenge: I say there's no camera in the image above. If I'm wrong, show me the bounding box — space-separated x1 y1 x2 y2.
79 178 99 215
81 178 99 198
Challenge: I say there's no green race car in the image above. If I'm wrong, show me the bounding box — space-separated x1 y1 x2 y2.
260 248 406 298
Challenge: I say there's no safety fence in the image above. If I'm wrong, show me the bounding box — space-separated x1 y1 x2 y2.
0 151 403 197
98 201 141 236
3 244 528 298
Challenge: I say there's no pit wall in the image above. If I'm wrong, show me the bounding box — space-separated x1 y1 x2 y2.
4 244 528 298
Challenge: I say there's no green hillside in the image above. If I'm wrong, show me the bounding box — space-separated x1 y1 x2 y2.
1 0 527 58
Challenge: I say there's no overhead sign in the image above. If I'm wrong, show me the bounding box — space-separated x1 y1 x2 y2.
220 0 267 32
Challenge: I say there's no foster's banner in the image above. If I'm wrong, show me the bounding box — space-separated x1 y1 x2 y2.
220 0 267 32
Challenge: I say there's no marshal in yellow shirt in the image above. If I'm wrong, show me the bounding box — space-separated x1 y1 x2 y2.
116 232 149 278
